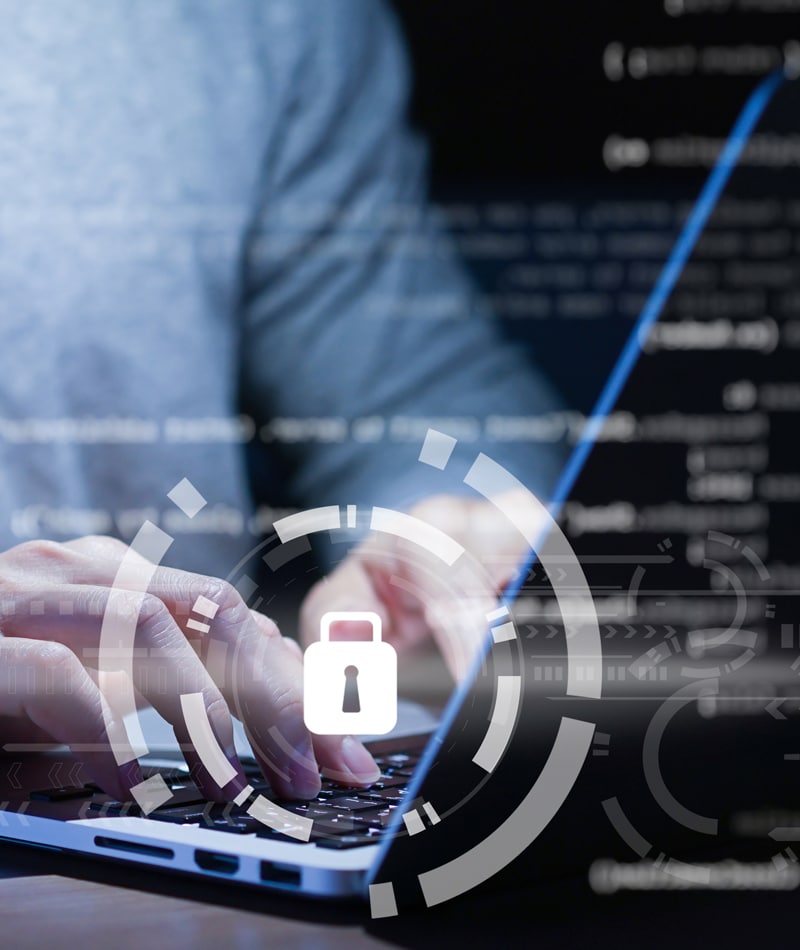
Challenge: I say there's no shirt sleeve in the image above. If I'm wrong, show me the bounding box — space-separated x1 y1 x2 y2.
239 0 565 512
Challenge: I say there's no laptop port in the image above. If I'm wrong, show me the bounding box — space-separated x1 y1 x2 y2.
94 836 173 860
260 860 301 888
195 850 240 875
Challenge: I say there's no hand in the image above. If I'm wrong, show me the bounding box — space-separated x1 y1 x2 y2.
300 490 537 680
0 536 380 801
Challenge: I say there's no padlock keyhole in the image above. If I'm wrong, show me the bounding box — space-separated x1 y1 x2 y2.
342 664 361 714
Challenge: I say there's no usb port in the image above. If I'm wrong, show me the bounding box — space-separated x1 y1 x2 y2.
195 850 239 875
260 860 301 888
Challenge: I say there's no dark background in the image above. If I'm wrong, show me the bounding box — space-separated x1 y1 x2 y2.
387 0 800 632
390 0 797 186
386 0 799 418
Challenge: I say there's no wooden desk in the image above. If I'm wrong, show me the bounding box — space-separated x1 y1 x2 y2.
0 839 796 949
0 875 385 950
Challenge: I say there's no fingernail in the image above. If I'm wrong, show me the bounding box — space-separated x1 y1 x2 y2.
290 775 322 800
341 736 380 784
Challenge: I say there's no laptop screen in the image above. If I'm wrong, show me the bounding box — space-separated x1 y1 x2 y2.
368 70 800 910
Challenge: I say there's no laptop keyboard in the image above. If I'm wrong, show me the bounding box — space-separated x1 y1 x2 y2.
74 749 423 850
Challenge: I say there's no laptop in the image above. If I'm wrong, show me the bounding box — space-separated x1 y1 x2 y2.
0 69 797 918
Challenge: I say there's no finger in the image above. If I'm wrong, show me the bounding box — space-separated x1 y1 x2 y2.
104 572 321 799
174 587 380 794
33 551 380 794
249 611 308 666
310 733 381 787
0 636 141 799
3 541 378 794
1 585 247 802
218 597 379 795
60 535 148 564
249 612 380 789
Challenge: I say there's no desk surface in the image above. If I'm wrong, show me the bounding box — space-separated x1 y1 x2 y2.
0 875 386 950
0 840 797 949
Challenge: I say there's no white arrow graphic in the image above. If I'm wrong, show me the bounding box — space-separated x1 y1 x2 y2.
6 763 21 790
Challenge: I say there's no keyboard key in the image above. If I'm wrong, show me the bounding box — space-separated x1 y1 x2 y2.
203 803 251 821
363 788 406 804
304 795 343 807
321 797 387 813
147 806 207 824
140 767 190 785
355 809 394 830
311 816 367 836
254 826 313 844
160 784 207 807
207 817 262 834
371 776 408 789
88 801 141 817
314 834 379 850
30 786 93 802
281 804 342 820
319 780 364 796
206 821 251 834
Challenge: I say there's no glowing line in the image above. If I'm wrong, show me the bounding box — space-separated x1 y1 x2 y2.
367 72 784 893
541 69 785 538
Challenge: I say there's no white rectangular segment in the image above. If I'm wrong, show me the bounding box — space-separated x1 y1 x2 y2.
274 506 341 543
233 785 253 807
247 796 312 842
117 703 149 762
402 810 425 836
179 692 237 788
130 774 173 815
472 675 521 773
491 622 516 644
128 521 174 566
486 605 510 622
369 882 398 919
192 595 220 619
204 637 229 689
166 478 208 519
370 507 464 566
418 428 457 470
186 619 210 634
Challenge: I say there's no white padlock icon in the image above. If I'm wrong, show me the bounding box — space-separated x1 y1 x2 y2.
303 611 397 736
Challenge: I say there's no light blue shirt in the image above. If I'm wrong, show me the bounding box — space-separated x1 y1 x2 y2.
0 0 562 575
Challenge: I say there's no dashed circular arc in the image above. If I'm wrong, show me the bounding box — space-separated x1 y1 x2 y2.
98 433 603 910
